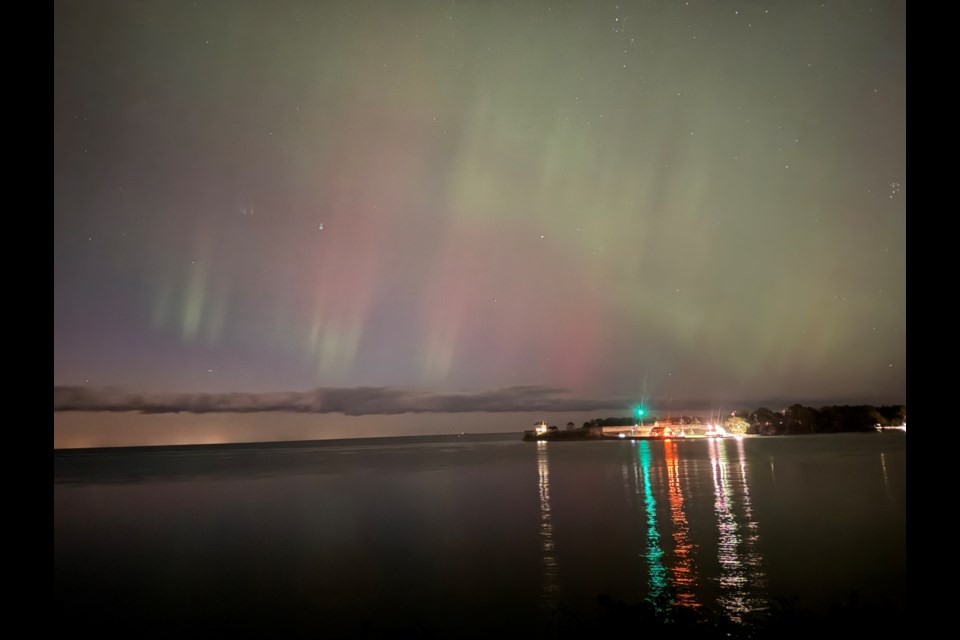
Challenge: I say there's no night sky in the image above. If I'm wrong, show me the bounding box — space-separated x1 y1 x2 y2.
54 1 905 446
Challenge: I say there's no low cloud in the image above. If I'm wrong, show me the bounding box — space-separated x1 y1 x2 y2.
53 385 632 416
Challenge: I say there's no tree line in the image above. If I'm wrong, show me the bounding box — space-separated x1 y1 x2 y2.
740 403 906 435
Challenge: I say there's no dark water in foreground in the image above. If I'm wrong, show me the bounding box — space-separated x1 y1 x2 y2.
55 433 905 638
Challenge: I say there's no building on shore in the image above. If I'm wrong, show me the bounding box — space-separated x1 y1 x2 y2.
600 416 732 438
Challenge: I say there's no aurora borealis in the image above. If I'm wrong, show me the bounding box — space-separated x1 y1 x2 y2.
54 1 905 446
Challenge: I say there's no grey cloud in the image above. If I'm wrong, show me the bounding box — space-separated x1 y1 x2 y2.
53 385 630 415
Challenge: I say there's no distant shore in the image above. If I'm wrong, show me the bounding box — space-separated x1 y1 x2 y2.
522 430 754 442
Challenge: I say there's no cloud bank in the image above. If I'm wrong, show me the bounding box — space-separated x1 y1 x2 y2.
53 385 634 416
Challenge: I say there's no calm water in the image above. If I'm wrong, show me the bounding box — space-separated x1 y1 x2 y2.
54 432 906 638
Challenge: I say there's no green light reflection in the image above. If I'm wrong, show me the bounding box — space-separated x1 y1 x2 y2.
638 441 668 607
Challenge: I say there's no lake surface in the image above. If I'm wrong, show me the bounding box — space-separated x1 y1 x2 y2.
54 432 906 638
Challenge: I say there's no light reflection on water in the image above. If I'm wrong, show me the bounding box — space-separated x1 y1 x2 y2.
709 438 768 622
637 441 669 606
664 440 699 609
56 433 905 634
622 438 766 618
536 441 559 607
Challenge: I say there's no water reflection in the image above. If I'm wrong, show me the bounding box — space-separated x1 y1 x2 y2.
709 438 766 622
57 434 903 635
736 439 765 607
664 440 699 609
637 441 669 607
536 441 559 607
614 439 772 619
